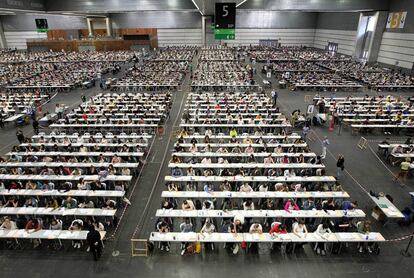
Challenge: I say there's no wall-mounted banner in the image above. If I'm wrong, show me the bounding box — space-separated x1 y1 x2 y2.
386 12 407 29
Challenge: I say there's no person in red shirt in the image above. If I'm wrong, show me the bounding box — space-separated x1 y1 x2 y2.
25 218 42 232
281 155 289 164
25 218 42 248
269 222 288 252
269 222 288 235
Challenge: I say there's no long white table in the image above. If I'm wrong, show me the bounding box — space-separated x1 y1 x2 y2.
344 119 410 123
0 189 125 198
185 108 276 112
0 207 116 216
161 191 349 199
390 153 414 159
188 112 282 117
180 124 291 128
4 114 24 123
177 143 307 148
7 151 144 157
370 195 404 218
177 135 300 140
32 134 152 140
168 163 324 169
155 209 365 218
149 232 385 243
0 229 106 240
172 152 316 158
0 162 139 168
338 113 414 118
58 118 161 123
19 143 148 148
378 143 412 149
351 124 414 129
0 174 132 182
164 176 336 183
50 123 158 128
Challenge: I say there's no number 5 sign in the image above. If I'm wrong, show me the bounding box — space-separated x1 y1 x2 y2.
215 2 236 29
386 12 407 29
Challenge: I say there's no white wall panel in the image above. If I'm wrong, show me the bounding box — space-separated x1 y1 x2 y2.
377 57 413 69
224 29 315 46
4 31 47 50
313 29 356 56
377 31 414 69
157 29 202 46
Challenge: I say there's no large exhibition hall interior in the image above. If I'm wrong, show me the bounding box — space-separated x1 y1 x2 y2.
0 1 413 277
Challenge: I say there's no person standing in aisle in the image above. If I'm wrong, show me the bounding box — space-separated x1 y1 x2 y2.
271 90 278 107
336 154 345 179
32 118 39 135
302 124 310 141
394 157 411 184
16 129 25 144
86 226 103 261
55 104 63 120
321 136 330 160
0 112 4 129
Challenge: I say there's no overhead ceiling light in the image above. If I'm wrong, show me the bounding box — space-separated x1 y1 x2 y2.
191 0 203 15
0 11 16 15
236 0 248 8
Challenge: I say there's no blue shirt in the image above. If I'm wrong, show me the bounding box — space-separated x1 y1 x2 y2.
342 201 353 210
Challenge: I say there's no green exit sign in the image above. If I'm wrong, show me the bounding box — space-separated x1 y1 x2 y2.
214 28 235 40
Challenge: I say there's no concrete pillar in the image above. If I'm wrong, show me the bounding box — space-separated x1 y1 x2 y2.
367 11 388 63
202 16 206 46
0 19 7 49
105 17 112 37
86 18 93 36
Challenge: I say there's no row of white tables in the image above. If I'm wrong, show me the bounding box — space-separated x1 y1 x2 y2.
177 143 307 148
0 174 132 182
0 162 139 169
168 163 324 169
32 134 152 140
150 232 385 243
177 135 300 140
8 151 144 157
180 124 291 128
172 152 316 158
161 190 349 199
19 142 148 148
0 229 106 240
165 176 336 183
50 123 158 128
0 207 116 216
155 209 365 218
0 189 125 198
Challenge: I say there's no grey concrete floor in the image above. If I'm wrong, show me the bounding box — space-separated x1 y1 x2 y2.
0 60 414 278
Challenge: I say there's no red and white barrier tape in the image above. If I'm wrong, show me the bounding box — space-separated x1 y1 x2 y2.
386 234 414 242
